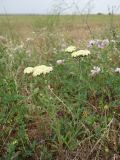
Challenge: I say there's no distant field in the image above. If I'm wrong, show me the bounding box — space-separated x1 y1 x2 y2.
0 15 120 41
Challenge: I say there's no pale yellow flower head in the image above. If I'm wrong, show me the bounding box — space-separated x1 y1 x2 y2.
33 65 53 77
65 46 76 53
71 50 91 58
24 67 34 74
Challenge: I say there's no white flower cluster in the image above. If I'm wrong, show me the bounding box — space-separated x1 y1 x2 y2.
65 46 76 53
24 67 34 74
24 65 53 77
71 50 91 58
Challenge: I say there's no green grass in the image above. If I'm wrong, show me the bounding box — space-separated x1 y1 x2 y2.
0 15 120 159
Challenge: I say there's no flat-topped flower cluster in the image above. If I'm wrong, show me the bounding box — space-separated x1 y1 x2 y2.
24 65 53 77
65 46 91 58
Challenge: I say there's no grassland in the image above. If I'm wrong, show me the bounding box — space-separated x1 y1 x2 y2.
0 15 120 159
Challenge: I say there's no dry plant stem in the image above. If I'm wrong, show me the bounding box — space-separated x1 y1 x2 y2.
48 85 75 121
86 117 114 160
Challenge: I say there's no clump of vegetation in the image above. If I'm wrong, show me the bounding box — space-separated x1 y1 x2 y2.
0 15 120 160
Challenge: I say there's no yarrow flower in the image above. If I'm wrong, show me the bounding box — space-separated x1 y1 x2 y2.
33 65 53 77
56 59 65 65
71 50 91 58
90 66 101 76
65 46 76 53
115 68 120 73
24 65 53 77
33 65 52 77
24 67 34 74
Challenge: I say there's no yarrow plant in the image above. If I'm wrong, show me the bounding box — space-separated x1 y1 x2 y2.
24 67 34 74
71 50 91 58
65 45 76 53
24 65 53 77
33 65 53 77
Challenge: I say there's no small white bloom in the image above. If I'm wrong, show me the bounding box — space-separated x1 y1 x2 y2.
65 46 76 53
90 66 101 76
24 67 34 74
56 59 65 65
115 68 120 73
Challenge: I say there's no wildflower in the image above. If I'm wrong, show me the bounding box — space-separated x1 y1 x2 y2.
97 42 105 49
65 46 76 53
97 39 109 48
33 65 53 77
87 40 96 48
56 59 65 65
115 67 120 73
24 67 34 74
87 39 109 49
102 39 109 46
90 66 101 76
71 50 91 58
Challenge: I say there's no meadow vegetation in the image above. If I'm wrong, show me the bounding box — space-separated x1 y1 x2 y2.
0 15 120 159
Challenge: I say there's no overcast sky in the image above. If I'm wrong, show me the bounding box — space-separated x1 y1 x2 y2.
0 0 120 14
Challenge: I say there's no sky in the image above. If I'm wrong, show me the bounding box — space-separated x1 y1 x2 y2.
0 0 120 14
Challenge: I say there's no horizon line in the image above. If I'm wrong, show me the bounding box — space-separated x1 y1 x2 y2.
0 13 120 16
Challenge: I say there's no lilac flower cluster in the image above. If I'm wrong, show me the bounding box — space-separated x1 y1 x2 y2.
87 39 109 49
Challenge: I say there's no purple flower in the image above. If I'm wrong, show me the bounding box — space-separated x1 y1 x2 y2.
97 42 105 49
102 39 109 46
87 40 96 48
87 39 109 49
97 39 109 49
